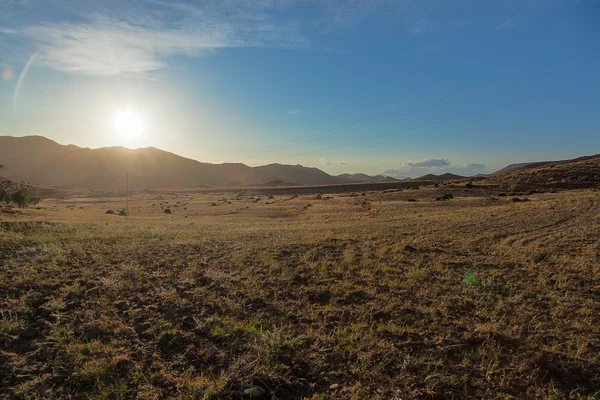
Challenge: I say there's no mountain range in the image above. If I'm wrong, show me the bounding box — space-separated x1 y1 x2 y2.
0 136 398 190
3 136 597 191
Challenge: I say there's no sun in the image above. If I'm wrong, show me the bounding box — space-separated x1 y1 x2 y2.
113 110 143 141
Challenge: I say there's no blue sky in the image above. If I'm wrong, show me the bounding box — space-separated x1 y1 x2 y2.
0 0 599 177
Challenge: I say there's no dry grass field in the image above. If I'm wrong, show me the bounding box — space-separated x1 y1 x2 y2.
1 186 599 399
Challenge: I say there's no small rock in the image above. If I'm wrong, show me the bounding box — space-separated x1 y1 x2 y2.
403 244 417 253
113 300 128 310
181 316 196 329
164 209 172 214
329 383 340 390
243 386 266 399
105 210 114 214
20 325 40 339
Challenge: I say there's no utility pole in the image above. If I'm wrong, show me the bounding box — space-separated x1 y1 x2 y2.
126 172 130 216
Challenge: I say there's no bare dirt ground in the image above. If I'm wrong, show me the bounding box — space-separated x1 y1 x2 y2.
1 185 599 399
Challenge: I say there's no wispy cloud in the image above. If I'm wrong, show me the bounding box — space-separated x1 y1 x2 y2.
491 0 567 31
2 0 554 76
7 0 401 76
316 156 346 165
406 158 450 167
20 7 309 76
383 159 485 178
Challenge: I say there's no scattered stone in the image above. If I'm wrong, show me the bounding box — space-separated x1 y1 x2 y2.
181 316 196 329
329 384 340 390
119 210 127 216
435 193 453 201
105 210 114 214
403 244 417 253
20 325 40 339
243 386 266 399
113 300 128 310
164 209 172 214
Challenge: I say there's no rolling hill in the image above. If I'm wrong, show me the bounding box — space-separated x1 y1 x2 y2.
0 136 387 190
484 153 600 188
336 173 396 183
415 173 466 182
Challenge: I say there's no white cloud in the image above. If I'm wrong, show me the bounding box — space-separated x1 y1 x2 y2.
5 0 465 76
383 159 485 178
4 0 554 76
21 9 309 76
9 0 403 76
316 156 346 165
406 158 450 167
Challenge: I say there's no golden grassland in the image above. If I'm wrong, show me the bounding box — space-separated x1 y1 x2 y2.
1 186 599 399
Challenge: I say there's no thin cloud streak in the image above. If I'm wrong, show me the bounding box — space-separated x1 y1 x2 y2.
12 51 37 112
22 13 309 76
5 0 451 76
2 0 558 77
12 0 400 76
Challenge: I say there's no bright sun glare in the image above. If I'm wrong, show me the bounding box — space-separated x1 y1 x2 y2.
113 110 143 141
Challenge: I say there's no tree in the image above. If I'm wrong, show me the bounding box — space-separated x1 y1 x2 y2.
0 180 11 207
11 183 31 208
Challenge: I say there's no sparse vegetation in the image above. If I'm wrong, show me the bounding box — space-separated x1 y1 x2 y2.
1 186 598 398
0 179 36 209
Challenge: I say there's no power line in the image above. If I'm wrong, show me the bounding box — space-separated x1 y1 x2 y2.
223 47 600 162
265 78 600 164
240 54 600 162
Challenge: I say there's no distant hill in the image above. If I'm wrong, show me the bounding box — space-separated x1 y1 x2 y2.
0 136 410 190
0 135 354 190
493 154 600 176
484 153 600 188
415 173 466 182
254 164 340 185
337 173 396 183
492 161 555 175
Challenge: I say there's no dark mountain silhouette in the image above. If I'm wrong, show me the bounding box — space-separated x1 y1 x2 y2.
415 173 466 182
492 154 600 175
0 136 390 190
483 153 600 188
253 164 340 185
337 173 396 183
492 161 555 175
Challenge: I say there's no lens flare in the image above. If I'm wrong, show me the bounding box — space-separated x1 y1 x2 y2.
2 67 13 81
